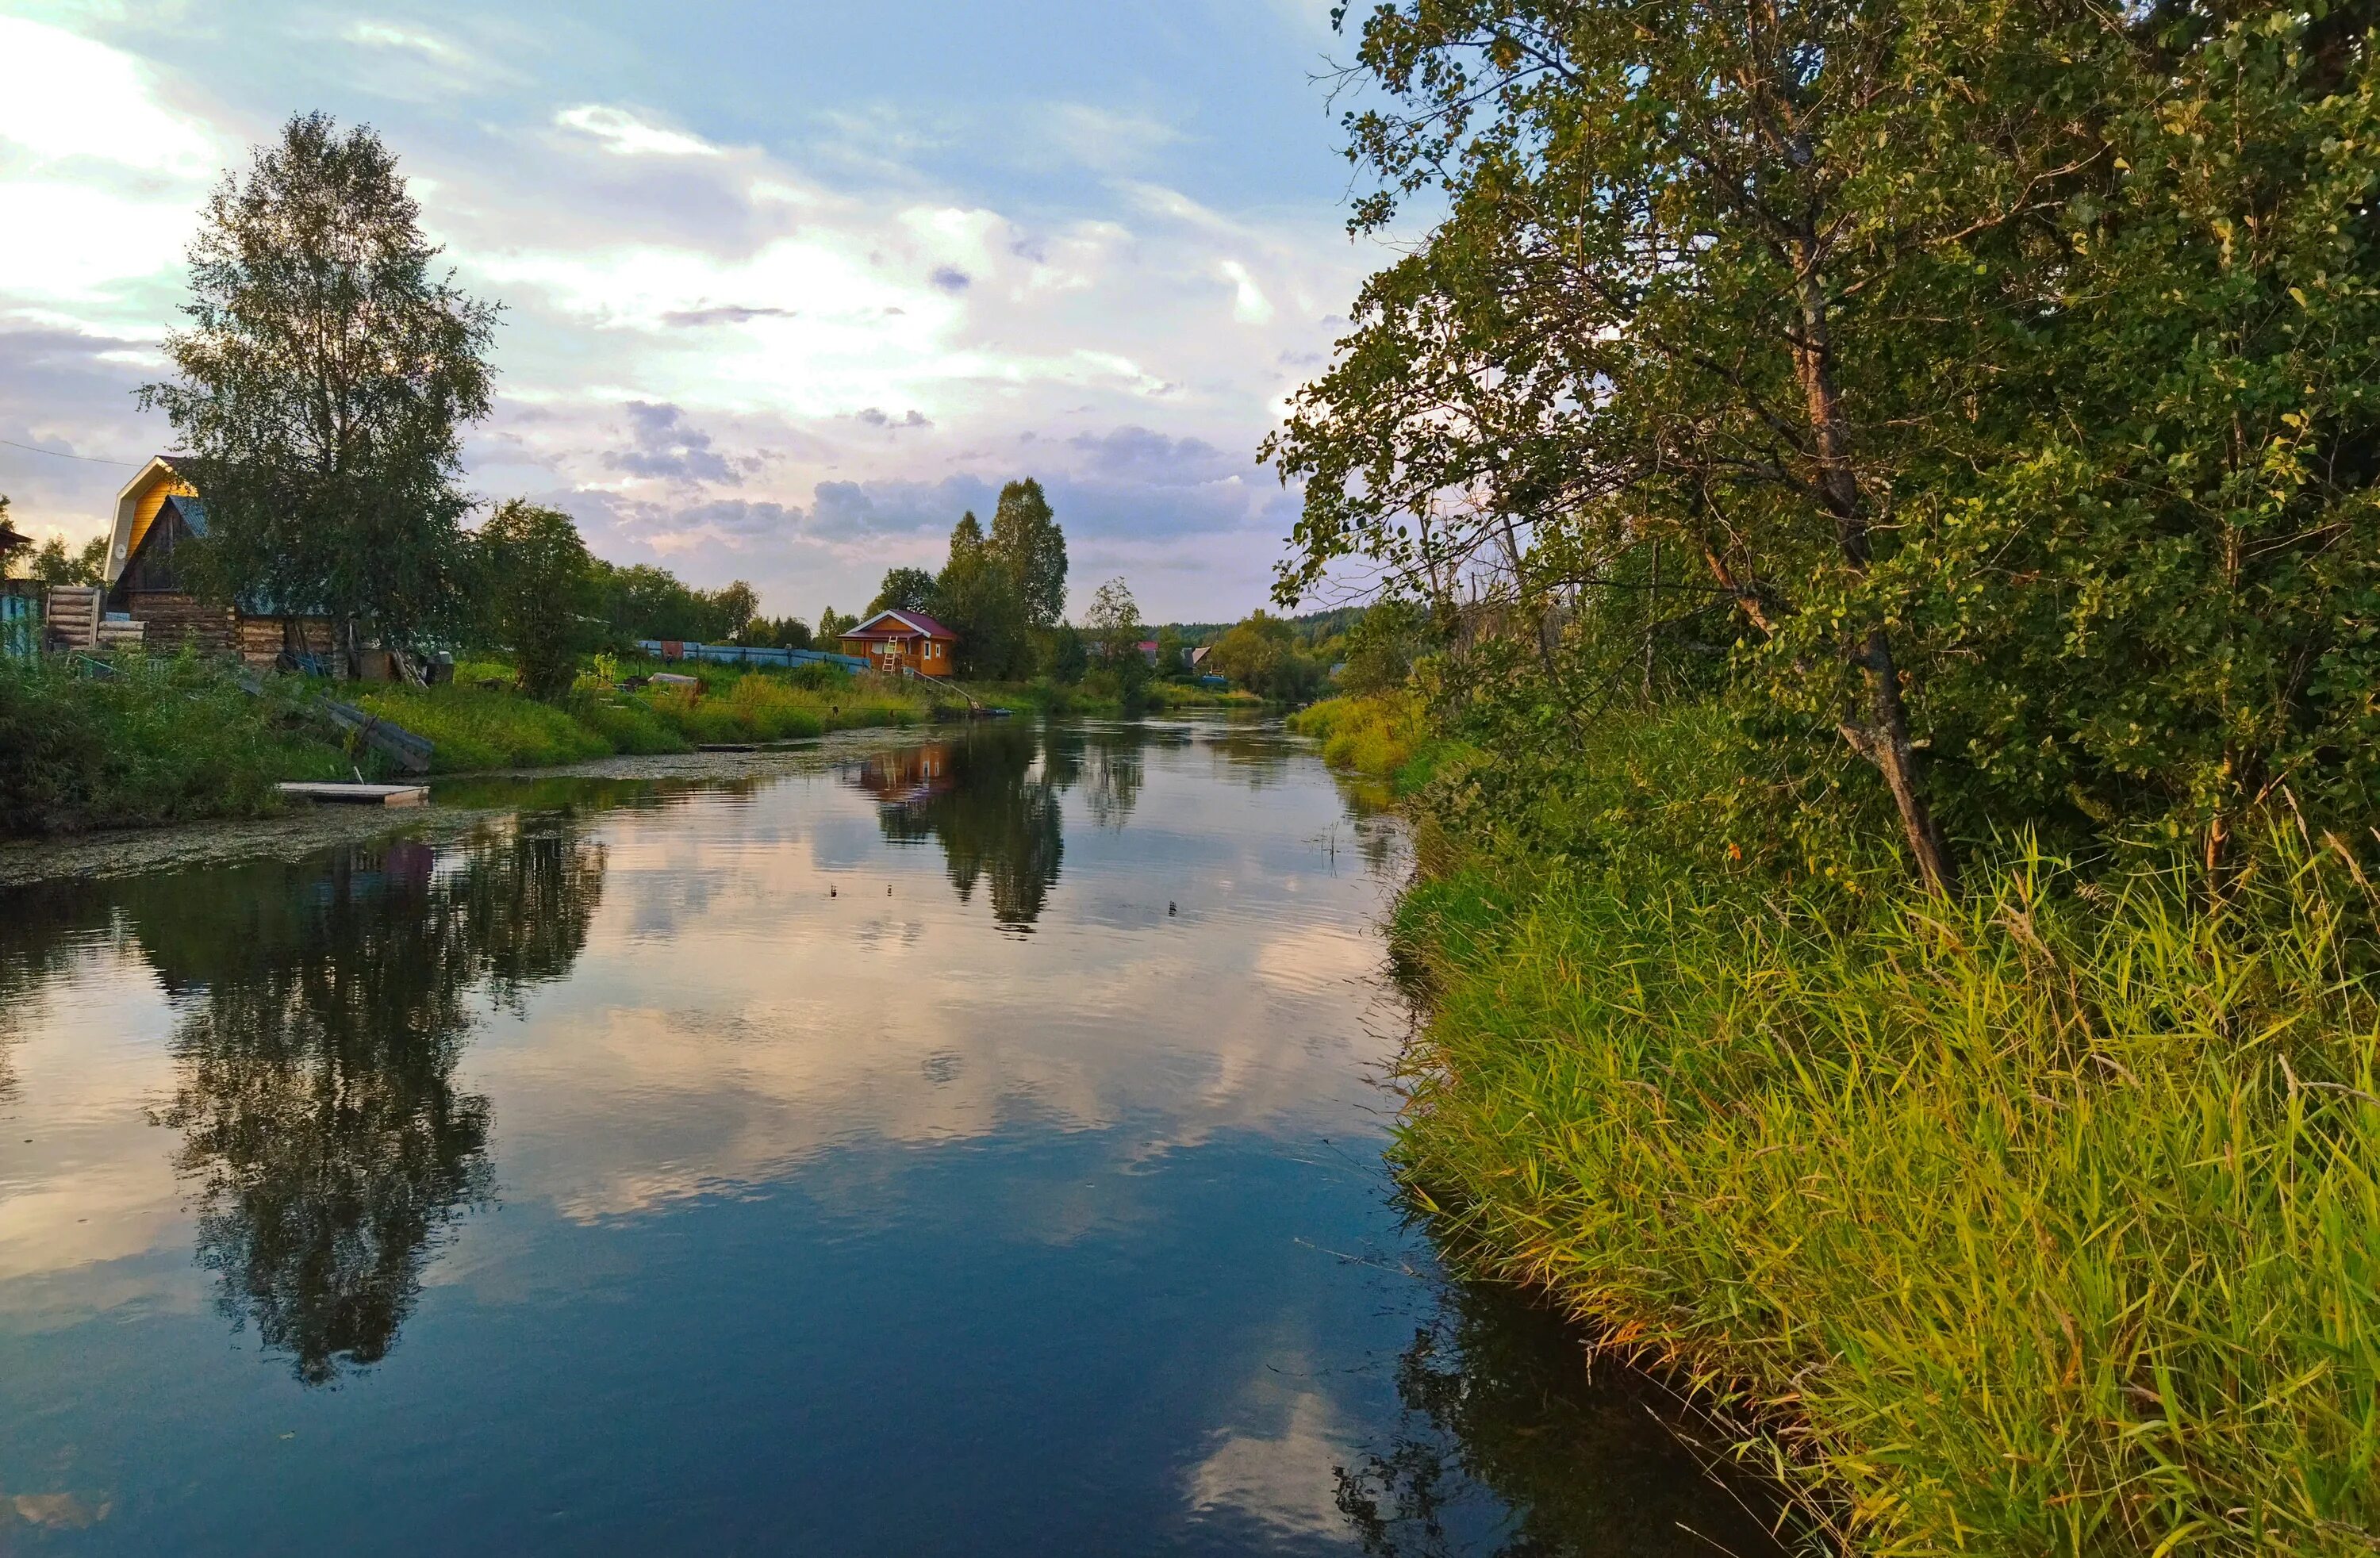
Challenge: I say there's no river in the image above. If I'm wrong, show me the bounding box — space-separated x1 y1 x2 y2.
0 717 1790 1556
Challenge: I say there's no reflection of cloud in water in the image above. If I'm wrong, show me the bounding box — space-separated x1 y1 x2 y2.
1189 1387 1353 1537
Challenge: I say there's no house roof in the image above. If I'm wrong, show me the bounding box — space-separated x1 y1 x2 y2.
162 493 208 535
105 455 189 586
840 608 958 641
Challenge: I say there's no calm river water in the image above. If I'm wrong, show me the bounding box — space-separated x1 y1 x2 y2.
0 718 1787 1556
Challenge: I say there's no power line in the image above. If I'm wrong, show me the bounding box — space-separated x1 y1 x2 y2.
0 437 142 468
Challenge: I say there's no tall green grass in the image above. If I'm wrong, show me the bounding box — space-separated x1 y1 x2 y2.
1394 827 2380 1553
1289 692 1439 791
354 662 934 773
0 650 348 834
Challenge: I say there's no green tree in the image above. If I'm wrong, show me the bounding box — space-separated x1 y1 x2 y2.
474 501 599 700
1081 576 1150 703
711 580 758 642
932 512 1028 677
867 566 939 617
140 112 497 671
1047 623 1089 685
1207 610 1322 703
818 606 850 642
1338 597 1426 699
0 497 25 578
25 534 109 588
1275 0 2380 892
988 477 1067 630
1154 626 1188 681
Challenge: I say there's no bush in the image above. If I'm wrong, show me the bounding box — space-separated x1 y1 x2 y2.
0 651 346 833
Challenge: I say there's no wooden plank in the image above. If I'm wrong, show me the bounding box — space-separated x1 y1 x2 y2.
275 782 429 808
317 699 436 773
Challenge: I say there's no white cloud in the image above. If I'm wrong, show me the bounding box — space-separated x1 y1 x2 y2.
0 17 215 176
555 104 727 159
1218 259 1275 324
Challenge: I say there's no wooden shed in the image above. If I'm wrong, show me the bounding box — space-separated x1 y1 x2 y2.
837 608 958 677
102 456 333 666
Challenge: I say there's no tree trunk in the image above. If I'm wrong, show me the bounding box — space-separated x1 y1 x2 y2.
1791 248 1960 895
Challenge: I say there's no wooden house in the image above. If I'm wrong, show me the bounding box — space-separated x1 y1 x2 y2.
837 608 958 677
102 456 332 666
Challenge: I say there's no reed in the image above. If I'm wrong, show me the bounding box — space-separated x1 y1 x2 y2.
1393 827 2380 1553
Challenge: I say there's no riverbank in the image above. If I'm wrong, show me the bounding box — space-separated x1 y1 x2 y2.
0 649 1274 837
1300 693 2380 1553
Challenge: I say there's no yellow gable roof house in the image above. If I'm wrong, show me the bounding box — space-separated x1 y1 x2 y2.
102 456 332 666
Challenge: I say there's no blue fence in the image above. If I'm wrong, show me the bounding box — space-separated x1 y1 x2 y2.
635 640 870 673
0 589 38 662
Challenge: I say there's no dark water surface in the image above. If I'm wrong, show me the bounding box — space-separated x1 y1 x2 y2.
0 719 1788 1556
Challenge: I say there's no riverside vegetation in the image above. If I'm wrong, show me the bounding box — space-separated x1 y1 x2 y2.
1271 1 2380 1551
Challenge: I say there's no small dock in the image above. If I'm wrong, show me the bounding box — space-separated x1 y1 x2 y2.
275 782 431 808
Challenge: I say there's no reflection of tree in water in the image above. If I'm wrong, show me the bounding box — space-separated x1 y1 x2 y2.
1336 1279 1795 1558
1205 726 1297 789
866 726 1064 929
140 824 604 1385
1042 724 1148 829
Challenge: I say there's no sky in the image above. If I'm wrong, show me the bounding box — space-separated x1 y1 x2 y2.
0 0 1390 623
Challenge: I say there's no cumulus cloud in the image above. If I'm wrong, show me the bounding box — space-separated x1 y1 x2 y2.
605 401 740 484
0 10 1384 620
1068 426 1238 486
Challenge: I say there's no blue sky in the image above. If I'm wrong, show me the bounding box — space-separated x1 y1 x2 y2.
0 0 1386 622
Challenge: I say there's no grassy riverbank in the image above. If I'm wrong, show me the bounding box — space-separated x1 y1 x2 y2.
1303 693 2380 1553
0 651 349 835
351 660 936 772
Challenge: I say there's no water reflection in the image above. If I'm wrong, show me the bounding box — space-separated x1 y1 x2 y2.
119 827 604 1384
855 726 1065 930
1338 1277 1795 1557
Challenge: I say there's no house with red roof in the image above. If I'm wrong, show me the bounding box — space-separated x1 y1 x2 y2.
837 608 958 678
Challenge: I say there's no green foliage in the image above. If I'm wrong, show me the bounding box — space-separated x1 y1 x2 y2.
711 581 758 641
1274 0 2380 890
19 532 107 587
741 615 812 650
817 605 852 641
866 566 938 617
354 661 936 772
473 499 600 700
591 560 752 645
0 495 22 576
932 511 1030 677
1335 598 1427 700
1204 609 1326 703
1287 693 1426 785
0 651 346 834
1079 576 1150 703
1046 623 1088 685
140 112 496 658
988 477 1068 629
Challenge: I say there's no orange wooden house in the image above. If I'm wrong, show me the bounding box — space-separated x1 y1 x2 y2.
837 608 958 677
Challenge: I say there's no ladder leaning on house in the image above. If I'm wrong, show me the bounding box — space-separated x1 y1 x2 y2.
44 586 99 650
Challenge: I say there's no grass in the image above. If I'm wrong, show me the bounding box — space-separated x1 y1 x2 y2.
1288 692 1439 792
351 658 934 773
0 649 350 835
1389 716 2380 1553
